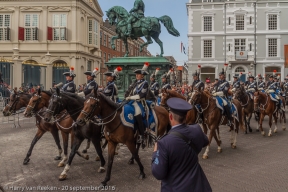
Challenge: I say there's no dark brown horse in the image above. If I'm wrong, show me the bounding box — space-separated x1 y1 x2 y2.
190 88 245 159
23 89 91 167
2 90 31 116
42 88 106 181
75 89 169 186
234 85 255 133
254 91 285 136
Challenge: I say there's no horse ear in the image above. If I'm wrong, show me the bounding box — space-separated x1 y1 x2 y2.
38 87 41 95
56 87 60 96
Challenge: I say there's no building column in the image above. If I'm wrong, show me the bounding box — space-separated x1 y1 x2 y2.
71 5 77 42
12 60 22 88
46 65 53 89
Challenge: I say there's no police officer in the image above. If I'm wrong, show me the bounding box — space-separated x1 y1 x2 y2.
191 65 204 92
125 63 149 146
231 74 241 93
257 74 266 92
246 75 256 99
151 97 211 192
212 65 233 126
78 68 98 97
266 73 284 111
266 75 274 88
102 67 122 102
150 68 160 98
160 69 172 90
62 67 76 93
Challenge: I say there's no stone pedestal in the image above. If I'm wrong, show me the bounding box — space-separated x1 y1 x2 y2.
105 57 173 99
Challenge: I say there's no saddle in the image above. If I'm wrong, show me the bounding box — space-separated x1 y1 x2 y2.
214 97 239 121
132 17 152 30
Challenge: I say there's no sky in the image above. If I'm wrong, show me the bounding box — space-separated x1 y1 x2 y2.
98 0 189 66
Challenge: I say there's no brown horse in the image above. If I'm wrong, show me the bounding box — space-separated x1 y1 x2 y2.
253 91 285 136
234 85 255 133
190 88 245 159
75 89 169 186
2 90 31 116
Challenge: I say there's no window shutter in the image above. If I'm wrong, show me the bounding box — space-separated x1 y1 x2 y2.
18 27 24 40
64 27 67 40
47 27 53 40
35 27 38 40
6 27 10 40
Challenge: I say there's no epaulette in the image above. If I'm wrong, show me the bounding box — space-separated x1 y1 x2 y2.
156 133 168 141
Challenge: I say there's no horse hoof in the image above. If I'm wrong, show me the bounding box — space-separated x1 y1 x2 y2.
274 130 277 133
138 173 146 180
202 155 208 159
99 182 107 187
128 159 134 165
23 158 30 165
256 129 260 132
268 134 272 137
231 145 237 149
217 149 222 153
54 156 61 160
59 174 67 181
82 149 87 153
261 132 265 136
84 155 89 160
95 156 100 161
98 167 106 173
58 162 65 167
245 131 248 134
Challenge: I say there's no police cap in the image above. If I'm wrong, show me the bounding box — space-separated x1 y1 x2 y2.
167 98 192 116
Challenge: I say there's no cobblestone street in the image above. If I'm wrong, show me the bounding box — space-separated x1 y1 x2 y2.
0 114 287 192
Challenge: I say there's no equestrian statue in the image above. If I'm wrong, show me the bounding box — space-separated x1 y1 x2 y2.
106 0 180 57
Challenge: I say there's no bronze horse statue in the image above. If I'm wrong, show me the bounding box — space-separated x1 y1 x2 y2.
75 88 169 186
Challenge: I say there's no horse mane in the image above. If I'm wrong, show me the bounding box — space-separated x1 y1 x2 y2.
41 90 52 96
62 92 85 103
166 89 186 100
99 92 120 109
107 6 129 17
203 90 213 99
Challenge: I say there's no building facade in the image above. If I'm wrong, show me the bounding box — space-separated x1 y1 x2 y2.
187 0 288 84
0 0 103 89
99 18 151 85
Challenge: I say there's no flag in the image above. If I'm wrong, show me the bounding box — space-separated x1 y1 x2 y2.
184 62 188 69
183 45 186 55
181 42 183 53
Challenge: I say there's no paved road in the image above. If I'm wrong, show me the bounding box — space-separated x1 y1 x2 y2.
0 113 287 192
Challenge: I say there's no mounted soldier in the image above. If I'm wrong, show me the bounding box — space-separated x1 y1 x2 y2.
191 65 204 92
102 67 122 102
212 64 233 126
161 69 173 90
149 68 160 102
78 68 99 97
62 67 76 93
231 73 242 93
246 74 256 100
125 62 149 146
265 71 284 111
126 0 145 37
266 74 274 88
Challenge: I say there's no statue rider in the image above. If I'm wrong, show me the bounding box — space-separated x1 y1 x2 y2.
126 0 145 37
212 64 233 126
78 68 99 97
125 62 149 148
62 67 76 93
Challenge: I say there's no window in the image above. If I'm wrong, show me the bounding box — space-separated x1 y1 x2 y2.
117 40 120 51
103 52 106 62
53 14 67 41
235 15 244 30
268 15 277 30
268 38 277 57
235 67 245 73
202 0 212 2
228 44 231 51
122 43 125 52
87 61 92 71
0 15 10 41
25 14 39 40
203 40 212 58
104 34 106 46
200 67 215 81
228 17 231 25
88 19 98 45
249 43 252 51
234 39 246 52
249 16 252 25
100 32 102 45
108 54 110 61
108 37 111 48
203 16 212 32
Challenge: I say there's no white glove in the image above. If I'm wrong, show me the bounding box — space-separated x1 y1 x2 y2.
247 88 255 92
267 90 275 93
188 92 192 97
126 95 140 100
158 93 162 97
259 88 264 90
212 92 224 97
77 92 85 98
231 88 236 92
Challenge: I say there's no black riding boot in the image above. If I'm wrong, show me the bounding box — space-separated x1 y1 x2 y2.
135 115 146 148
224 105 233 126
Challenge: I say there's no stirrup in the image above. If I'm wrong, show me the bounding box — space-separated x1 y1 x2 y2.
227 120 232 127
137 135 143 143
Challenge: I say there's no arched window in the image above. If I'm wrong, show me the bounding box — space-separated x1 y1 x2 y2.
53 60 69 84
235 67 245 73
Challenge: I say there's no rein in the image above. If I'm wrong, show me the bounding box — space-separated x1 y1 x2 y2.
237 90 250 107
255 93 268 111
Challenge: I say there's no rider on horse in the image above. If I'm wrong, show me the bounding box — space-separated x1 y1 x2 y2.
126 0 145 37
212 64 233 126
150 68 160 102
246 74 256 100
62 67 76 93
78 68 99 97
231 73 242 93
125 62 149 146
266 74 274 88
283 76 288 96
161 69 173 90
266 71 284 111
257 74 266 92
102 67 122 102
191 65 204 92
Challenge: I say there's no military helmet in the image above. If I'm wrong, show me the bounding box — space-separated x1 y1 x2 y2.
150 68 160 79
63 67 76 77
134 62 149 75
192 65 201 77
84 68 99 78
161 68 173 79
104 66 122 77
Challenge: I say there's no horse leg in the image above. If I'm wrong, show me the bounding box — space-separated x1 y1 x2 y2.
58 132 69 167
213 128 222 153
50 126 63 160
203 125 214 159
128 142 140 165
59 138 83 181
244 115 248 134
91 137 106 173
123 38 129 57
140 31 153 52
282 112 286 130
259 113 265 136
101 141 117 186
126 140 145 180
82 139 90 153
23 128 46 165
111 35 119 50
268 114 273 137
273 113 278 133
231 121 238 149
247 113 253 133
96 138 108 161
151 33 164 57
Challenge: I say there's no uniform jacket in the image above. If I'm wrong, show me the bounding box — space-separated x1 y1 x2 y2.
191 80 204 91
103 81 118 101
266 81 274 88
214 79 230 97
267 81 278 91
247 81 256 90
258 81 266 89
131 79 149 99
150 80 160 96
161 83 171 90
152 124 211 192
232 80 240 89
83 80 98 96
61 80 76 93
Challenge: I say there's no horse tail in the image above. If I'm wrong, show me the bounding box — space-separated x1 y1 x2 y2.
158 15 180 37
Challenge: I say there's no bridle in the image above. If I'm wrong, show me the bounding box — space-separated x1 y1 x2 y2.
80 96 100 122
190 90 210 113
254 92 268 111
26 94 42 114
235 88 249 107
6 94 20 113
45 94 64 116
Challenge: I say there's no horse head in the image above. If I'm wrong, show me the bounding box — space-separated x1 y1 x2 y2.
44 87 63 122
76 88 100 126
190 87 202 105
160 89 169 107
3 90 31 116
253 91 260 112
106 6 129 25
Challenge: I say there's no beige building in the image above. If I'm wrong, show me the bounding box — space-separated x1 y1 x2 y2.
0 0 103 89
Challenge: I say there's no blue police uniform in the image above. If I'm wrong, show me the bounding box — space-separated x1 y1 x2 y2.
191 79 204 91
61 80 76 93
152 98 211 192
150 80 160 97
161 82 171 90
83 79 98 96
257 80 266 92
103 81 118 102
266 79 283 110
246 80 256 99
